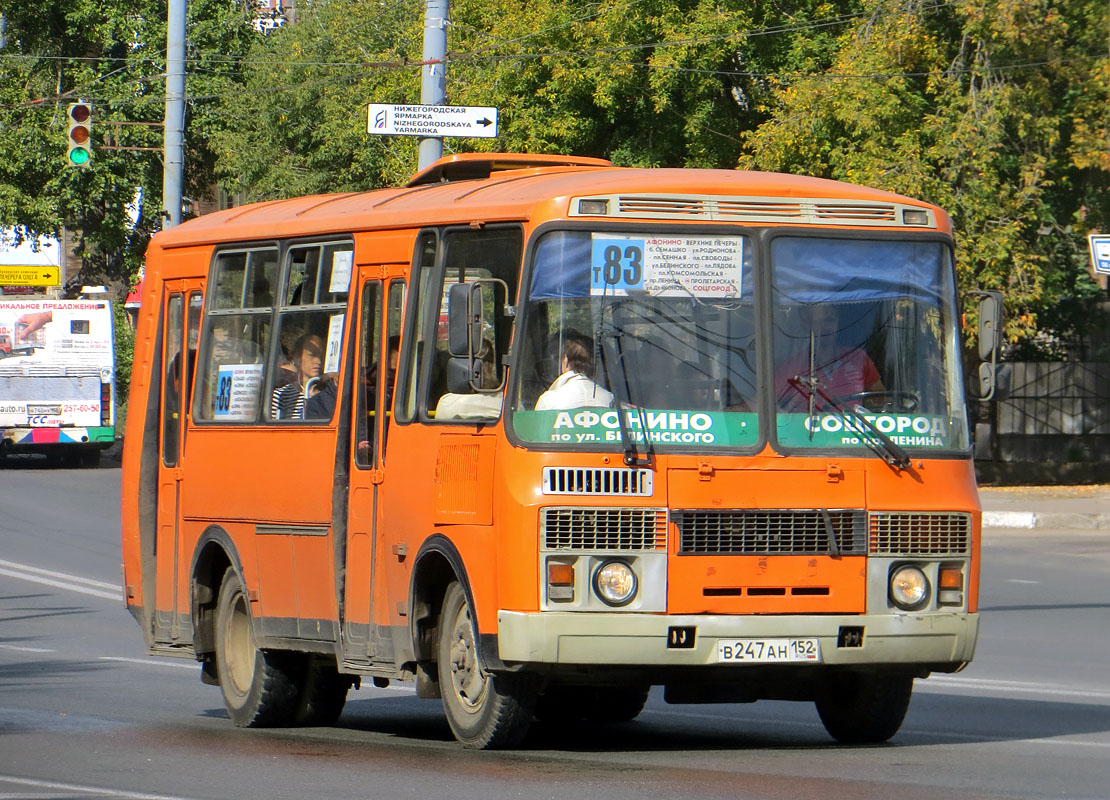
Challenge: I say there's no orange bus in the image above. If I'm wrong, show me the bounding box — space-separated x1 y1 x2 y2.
122 153 984 749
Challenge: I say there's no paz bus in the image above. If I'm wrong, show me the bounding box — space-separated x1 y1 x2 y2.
122 153 988 749
1 296 116 466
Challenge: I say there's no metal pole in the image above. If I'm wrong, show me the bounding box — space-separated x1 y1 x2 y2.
418 0 448 171
162 0 186 229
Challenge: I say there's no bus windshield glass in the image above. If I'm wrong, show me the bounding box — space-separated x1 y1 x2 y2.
512 229 758 450
771 236 969 453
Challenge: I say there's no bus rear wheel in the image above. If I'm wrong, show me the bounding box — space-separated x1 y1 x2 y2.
814 671 914 744
437 582 535 749
214 567 298 727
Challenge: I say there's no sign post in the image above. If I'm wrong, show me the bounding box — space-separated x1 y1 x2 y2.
367 104 498 140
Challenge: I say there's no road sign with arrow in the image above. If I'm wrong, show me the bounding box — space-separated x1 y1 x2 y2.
366 104 499 139
0 266 60 287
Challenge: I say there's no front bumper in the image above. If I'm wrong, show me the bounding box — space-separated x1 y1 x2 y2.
497 610 978 667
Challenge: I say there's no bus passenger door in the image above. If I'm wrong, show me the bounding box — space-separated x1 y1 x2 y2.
154 283 201 644
343 272 405 663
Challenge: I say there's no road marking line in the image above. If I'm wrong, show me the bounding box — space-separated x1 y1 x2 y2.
0 644 55 653
0 566 120 601
0 559 119 590
922 675 1110 701
0 775 200 800
98 656 197 670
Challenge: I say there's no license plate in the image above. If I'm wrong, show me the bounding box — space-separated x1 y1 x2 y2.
716 638 821 663
27 404 62 415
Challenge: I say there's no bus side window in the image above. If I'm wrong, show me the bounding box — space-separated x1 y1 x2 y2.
270 243 351 422
396 233 438 424
354 282 382 468
162 294 184 466
423 227 522 422
196 248 276 422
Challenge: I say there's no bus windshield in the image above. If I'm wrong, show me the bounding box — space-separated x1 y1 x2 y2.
511 229 969 456
512 229 759 451
771 236 969 453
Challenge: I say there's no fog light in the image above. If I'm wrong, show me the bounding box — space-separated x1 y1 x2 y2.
593 561 637 606
890 565 929 610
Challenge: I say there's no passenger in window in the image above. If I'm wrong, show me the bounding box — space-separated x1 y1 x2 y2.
271 333 324 419
535 331 614 411
777 303 883 410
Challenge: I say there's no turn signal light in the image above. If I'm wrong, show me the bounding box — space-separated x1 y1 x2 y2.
546 561 574 603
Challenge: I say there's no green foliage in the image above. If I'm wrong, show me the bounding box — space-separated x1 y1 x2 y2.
738 0 1110 351
1 0 1107 355
0 0 254 294
112 297 134 428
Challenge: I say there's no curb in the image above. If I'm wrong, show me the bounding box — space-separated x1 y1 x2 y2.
982 511 1110 530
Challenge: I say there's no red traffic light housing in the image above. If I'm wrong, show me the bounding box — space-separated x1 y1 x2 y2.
66 102 93 167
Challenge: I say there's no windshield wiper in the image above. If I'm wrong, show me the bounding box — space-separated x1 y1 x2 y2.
596 322 653 467
787 374 911 471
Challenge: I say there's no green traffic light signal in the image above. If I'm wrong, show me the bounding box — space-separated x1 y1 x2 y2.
66 102 93 168
68 146 91 166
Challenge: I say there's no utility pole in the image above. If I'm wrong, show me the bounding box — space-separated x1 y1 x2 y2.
162 0 186 229
418 0 448 171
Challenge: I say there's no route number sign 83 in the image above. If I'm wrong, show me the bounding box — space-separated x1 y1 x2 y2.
591 240 645 292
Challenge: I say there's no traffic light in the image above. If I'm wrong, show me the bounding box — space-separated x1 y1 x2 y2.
66 102 92 167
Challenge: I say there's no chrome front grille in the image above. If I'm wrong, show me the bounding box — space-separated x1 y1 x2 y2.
869 512 971 556
542 467 653 496
541 507 668 551
675 510 867 555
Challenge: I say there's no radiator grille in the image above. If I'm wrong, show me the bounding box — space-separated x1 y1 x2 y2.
675 510 867 555
541 507 668 551
542 467 653 496
869 512 971 555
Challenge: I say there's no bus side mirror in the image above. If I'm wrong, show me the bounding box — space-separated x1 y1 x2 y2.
977 291 1003 361
447 282 482 358
974 290 1006 400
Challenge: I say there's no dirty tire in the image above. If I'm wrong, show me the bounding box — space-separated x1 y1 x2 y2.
437 582 535 749
815 672 913 744
291 658 352 727
214 567 298 727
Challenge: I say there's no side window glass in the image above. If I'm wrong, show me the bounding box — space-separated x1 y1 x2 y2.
397 233 438 424
354 282 382 468
197 248 275 422
426 227 522 422
381 280 405 460
272 243 352 422
185 292 202 413
162 294 184 466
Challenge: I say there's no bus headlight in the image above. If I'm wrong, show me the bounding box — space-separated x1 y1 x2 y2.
593 561 637 607
889 565 929 610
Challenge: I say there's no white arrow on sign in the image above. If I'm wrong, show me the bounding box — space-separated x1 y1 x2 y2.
366 104 499 139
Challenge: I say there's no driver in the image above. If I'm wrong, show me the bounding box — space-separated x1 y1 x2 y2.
776 303 883 411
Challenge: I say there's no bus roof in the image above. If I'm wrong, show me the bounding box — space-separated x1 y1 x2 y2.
152 154 950 250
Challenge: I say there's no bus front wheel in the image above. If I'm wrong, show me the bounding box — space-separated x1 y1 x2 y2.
436 582 535 749
214 567 298 727
814 671 913 744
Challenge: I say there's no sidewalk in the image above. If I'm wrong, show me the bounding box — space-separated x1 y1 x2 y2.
979 484 1110 530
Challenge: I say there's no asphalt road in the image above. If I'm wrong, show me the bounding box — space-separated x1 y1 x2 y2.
1 461 1108 799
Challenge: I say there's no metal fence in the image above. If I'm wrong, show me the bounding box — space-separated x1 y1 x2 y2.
992 362 1110 462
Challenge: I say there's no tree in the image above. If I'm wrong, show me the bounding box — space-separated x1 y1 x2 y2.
738 0 1110 350
0 0 255 293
